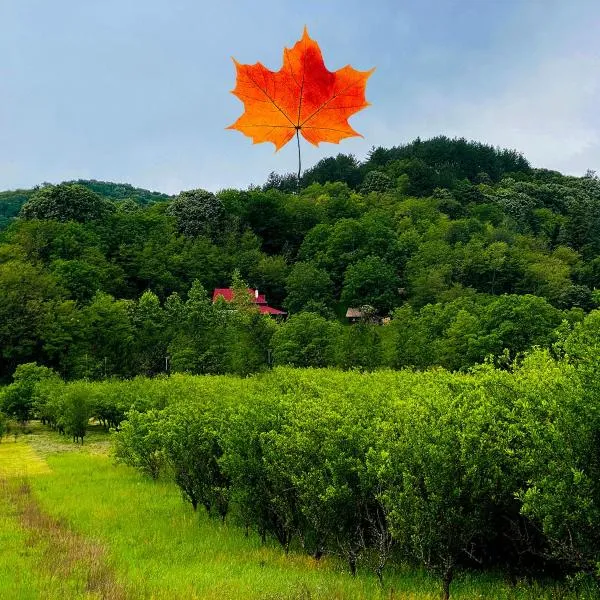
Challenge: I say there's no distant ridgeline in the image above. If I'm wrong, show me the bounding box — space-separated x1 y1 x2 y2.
262 135 534 192
0 179 172 229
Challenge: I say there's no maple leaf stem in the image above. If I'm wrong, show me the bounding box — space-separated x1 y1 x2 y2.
296 128 302 190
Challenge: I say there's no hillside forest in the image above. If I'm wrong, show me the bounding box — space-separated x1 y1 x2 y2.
4 136 600 598
2 136 600 382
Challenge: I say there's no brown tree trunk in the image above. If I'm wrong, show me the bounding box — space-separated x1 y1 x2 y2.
441 567 453 600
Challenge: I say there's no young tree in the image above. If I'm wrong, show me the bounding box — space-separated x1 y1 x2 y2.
161 403 230 518
114 409 164 479
375 371 522 599
61 384 92 443
0 411 8 442
1 363 59 424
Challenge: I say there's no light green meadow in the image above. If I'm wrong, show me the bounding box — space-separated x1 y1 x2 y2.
0 425 597 600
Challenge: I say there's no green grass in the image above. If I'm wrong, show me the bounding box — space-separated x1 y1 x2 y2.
0 438 51 478
1 425 598 599
0 479 55 600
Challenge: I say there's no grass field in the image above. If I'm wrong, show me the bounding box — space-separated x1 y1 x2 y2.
0 425 598 600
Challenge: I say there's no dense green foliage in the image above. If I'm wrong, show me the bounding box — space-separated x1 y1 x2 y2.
0 179 170 229
3 135 600 598
19 316 600 598
2 136 600 382
5 434 591 600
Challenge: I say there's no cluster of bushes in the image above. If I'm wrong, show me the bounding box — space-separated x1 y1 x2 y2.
4 313 600 598
0 363 169 442
105 333 600 598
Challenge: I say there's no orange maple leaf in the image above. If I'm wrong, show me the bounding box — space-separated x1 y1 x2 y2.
227 27 374 151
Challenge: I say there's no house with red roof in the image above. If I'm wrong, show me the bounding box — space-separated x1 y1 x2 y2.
212 288 287 317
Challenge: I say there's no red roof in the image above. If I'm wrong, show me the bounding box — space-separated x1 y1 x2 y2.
212 288 286 315
259 305 287 315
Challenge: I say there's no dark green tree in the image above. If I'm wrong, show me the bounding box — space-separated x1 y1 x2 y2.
19 183 115 223
283 262 334 315
360 170 394 194
166 189 225 239
341 256 399 315
0 260 60 379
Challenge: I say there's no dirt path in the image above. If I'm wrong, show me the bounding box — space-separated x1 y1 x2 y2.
0 442 129 600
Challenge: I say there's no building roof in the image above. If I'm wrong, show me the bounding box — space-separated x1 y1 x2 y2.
212 288 267 304
346 307 364 318
259 305 287 315
212 288 286 316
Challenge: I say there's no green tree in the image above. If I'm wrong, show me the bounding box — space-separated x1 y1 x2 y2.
1 363 59 423
114 409 164 479
132 291 167 376
220 388 297 548
50 259 102 304
78 292 136 378
473 294 563 361
168 281 221 374
19 183 115 223
166 189 225 239
0 260 60 379
160 402 230 518
513 352 600 575
248 255 288 307
225 271 277 375
283 262 334 315
61 384 92 443
240 189 289 254
0 411 7 441
374 370 522 599
338 316 383 370
272 313 340 367
300 153 362 188
341 256 399 315
360 170 394 194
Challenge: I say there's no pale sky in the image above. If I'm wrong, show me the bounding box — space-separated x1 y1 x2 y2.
1 0 599 194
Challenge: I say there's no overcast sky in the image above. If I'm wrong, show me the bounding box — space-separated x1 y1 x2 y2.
1 0 599 194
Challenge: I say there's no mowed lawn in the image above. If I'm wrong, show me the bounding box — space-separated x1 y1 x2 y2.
0 427 597 600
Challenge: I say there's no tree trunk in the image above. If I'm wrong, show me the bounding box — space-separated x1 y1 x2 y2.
441 567 453 600
348 552 357 577
375 564 384 586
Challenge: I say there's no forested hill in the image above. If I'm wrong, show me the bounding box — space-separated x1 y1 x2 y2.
2 135 600 382
266 135 533 192
0 179 172 229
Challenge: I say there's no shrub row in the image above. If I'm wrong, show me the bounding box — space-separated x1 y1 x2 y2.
104 354 600 598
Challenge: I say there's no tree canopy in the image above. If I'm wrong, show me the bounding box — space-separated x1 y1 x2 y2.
0 136 598 381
